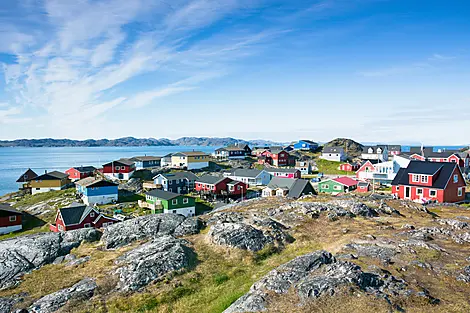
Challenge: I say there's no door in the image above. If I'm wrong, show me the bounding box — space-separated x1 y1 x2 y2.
405 186 411 199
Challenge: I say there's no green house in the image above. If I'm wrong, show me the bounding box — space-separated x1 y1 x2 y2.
145 189 196 217
318 177 358 194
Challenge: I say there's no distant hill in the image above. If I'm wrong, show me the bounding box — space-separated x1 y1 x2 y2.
0 137 283 148
323 138 363 157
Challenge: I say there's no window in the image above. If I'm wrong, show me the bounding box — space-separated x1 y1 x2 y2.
421 175 428 183
183 198 189 204
416 188 423 195
322 184 329 189
333 185 341 191
173 210 177 213
412 174 420 182
172 199 178 205
90 212 95 218
9 216 16 222
429 190 437 197
115 166 120 170
458 188 463 197
453 174 458 183
169 180 173 185
36 188 40 190
84 223 91 228
396 186 400 191
238 186 241 190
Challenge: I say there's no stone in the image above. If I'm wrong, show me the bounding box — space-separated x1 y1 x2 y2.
0 294 25 313
101 213 202 249
28 278 97 313
437 219 469 230
0 229 101 290
173 217 205 237
115 236 196 291
208 222 274 252
343 243 398 264
224 250 421 313
456 266 470 283
66 256 91 267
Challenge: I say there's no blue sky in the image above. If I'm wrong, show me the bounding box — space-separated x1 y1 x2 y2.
0 0 469 145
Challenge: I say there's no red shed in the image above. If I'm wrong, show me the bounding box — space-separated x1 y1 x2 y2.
0 204 23 235
65 166 96 181
50 203 119 232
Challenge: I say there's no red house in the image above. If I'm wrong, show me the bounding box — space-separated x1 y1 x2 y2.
391 161 466 203
0 204 22 235
49 203 119 232
266 168 301 179
65 166 96 181
407 150 469 168
356 181 371 193
259 149 290 167
195 175 247 197
101 159 136 180
340 162 360 172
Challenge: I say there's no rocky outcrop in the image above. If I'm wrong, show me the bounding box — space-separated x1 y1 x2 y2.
115 236 196 291
224 250 431 313
0 229 101 290
28 278 97 313
0 294 24 313
457 266 470 283
207 212 292 252
343 243 398 264
101 214 204 249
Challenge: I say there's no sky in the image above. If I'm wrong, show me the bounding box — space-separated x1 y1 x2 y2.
0 0 469 145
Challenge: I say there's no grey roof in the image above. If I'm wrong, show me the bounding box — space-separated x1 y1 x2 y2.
196 175 227 185
173 151 208 157
16 168 38 182
229 168 263 178
35 171 69 180
266 177 297 189
265 167 299 173
0 203 21 215
269 148 286 154
59 204 90 226
103 159 135 167
323 146 344 154
75 177 118 188
130 156 161 162
145 189 181 200
423 150 461 158
358 181 370 187
266 177 315 198
73 166 97 173
362 145 387 153
391 161 460 189
155 171 198 181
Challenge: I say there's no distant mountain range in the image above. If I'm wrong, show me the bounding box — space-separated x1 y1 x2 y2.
0 137 284 148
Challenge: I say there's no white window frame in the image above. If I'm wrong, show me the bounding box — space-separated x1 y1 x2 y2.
421 175 428 183
453 174 458 183
333 185 341 191
9 216 17 222
429 189 437 197
416 188 423 195
322 184 329 189
90 212 95 218
458 188 463 197
183 198 189 204
172 199 178 205
84 223 91 228
412 174 420 183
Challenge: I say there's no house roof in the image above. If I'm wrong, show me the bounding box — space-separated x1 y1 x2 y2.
391 161 459 189
323 146 344 154
72 166 97 173
145 189 181 200
75 177 118 188
266 177 297 189
103 159 135 167
424 150 460 158
173 151 208 157
332 177 358 187
357 181 370 187
59 204 90 226
265 167 299 173
162 153 173 158
130 156 161 162
35 171 69 180
288 179 313 198
0 203 22 215
155 171 198 181
388 145 401 152
362 145 387 153
269 148 287 154
196 175 227 185
266 177 314 198
16 168 38 182
228 168 263 178
298 140 318 145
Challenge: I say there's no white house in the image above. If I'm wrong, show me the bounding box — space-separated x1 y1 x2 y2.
320 146 347 162
361 145 389 162
356 155 410 184
223 169 271 186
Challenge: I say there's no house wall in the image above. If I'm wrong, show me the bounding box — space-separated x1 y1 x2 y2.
32 186 64 195
84 194 118 205
83 185 118 197
321 153 343 162
94 216 118 228
227 182 247 195
319 181 344 193
104 172 134 180
0 224 22 235
164 207 195 217
163 196 196 210
66 169 93 181
0 215 22 229
102 164 135 174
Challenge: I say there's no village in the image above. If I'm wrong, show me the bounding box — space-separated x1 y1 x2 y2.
1 139 469 236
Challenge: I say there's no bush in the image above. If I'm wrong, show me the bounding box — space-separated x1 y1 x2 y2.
213 273 230 285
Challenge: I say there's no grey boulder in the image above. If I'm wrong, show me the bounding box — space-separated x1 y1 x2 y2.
115 235 196 291
0 228 101 290
28 278 97 313
101 214 203 249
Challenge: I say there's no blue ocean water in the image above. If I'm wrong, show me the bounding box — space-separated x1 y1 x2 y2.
0 146 218 197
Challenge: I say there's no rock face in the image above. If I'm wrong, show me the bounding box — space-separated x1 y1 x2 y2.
343 243 398 264
28 278 97 313
0 228 101 290
115 236 196 291
207 212 292 252
0 294 24 313
101 214 204 249
224 250 424 313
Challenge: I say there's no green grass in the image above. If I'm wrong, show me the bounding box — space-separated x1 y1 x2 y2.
13 188 74 208
315 159 353 175
118 192 145 203
196 198 214 215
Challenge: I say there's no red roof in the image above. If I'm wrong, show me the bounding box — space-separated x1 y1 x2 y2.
333 177 358 187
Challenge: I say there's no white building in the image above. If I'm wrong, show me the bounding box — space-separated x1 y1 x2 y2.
320 146 347 162
356 155 410 184
223 169 271 186
361 145 389 162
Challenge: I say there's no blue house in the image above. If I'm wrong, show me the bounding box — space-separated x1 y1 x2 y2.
75 177 119 205
153 171 198 194
130 156 161 170
293 140 319 151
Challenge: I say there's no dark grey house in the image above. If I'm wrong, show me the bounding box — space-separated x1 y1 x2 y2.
153 171 198 194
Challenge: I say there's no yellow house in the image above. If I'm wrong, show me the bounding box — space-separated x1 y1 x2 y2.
30 171 71 195
171 151 210 170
